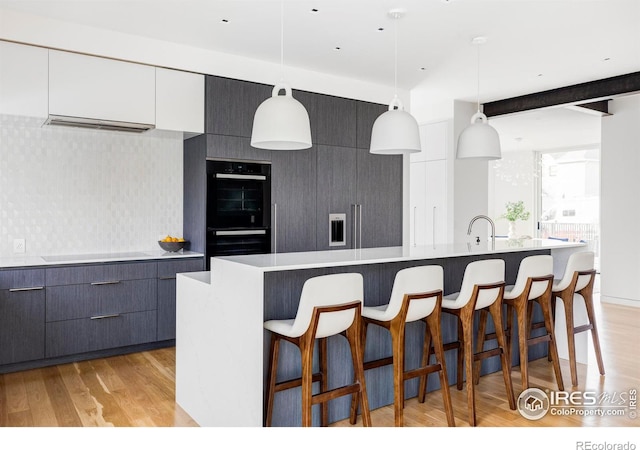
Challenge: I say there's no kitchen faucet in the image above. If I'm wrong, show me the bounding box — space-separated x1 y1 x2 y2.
468 215 495 249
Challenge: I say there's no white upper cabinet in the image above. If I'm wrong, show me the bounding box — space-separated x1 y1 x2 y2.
0 42 48 117
411 120 450 162
155 67 204 133
48 50 156 125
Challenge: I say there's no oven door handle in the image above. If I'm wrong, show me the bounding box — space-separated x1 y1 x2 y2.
215 173 267 181
215 230 267 236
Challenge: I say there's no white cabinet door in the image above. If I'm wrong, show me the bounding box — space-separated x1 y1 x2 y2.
410 159 448 246
49 50 155 125
411 120 450 163
155 68 204 133
0 42 48 117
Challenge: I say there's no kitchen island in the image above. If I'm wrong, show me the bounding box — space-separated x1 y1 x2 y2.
176 239 585 427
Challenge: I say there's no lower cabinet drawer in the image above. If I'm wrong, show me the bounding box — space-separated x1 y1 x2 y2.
45 310 157 358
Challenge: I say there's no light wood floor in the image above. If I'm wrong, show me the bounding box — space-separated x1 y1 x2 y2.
0 297 638 428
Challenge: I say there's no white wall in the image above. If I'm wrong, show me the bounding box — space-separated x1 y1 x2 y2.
488 151 536 237
600 94 640 306
0 115 183 256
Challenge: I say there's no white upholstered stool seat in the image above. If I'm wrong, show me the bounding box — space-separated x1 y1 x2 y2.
436 258 516 426
350 265 455 427
263 272 372 427
551 251 604 387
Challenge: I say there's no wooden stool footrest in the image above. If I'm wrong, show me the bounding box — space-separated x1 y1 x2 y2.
527 335 551 346
404 364 442 381
274 373 323 393
363 356 393 371
312 383 361 406
573 324 594 334
474 347 502 361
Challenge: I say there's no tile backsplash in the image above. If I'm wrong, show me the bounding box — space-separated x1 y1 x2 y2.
0 114 184 257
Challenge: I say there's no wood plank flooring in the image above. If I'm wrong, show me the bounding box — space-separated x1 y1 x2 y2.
0 296 638 431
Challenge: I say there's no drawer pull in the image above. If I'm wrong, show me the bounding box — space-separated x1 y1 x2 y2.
90 280 121 286
90 313 121 320
9 286 44 292
159 276 176 280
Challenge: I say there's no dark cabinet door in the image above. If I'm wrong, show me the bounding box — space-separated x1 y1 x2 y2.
0 288 45 365
270 147 317 253
315 94 357 148
356 148 403 248
205 75 271 138
356 101 388 150
157 258 204 341
316 145 357 250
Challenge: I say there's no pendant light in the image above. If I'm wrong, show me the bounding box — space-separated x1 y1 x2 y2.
251 1 312 150
456 36 502 160
369 9 421 155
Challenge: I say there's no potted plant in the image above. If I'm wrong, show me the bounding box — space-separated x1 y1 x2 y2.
500 200 530 239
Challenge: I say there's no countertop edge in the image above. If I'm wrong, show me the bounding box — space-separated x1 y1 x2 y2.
0 251 205 269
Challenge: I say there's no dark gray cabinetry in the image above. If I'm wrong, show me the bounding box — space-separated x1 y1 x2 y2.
45 262 158 358
0 269 45 365
157 258 205 341
205 75 271 137
316 145 357 251
356 101 387 149
356 148 403 248
315 145 403 250
270 147 317 253
314 94 357 148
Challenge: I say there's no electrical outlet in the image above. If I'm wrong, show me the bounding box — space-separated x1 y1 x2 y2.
13 238 25 254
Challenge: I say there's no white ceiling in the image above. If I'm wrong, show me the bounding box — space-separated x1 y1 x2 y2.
1 0 639 150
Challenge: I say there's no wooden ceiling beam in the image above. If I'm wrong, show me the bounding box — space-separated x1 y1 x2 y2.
483 72 640 117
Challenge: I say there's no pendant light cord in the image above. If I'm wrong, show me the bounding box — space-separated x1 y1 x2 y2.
394 16 398 96
476 42 480 113
280 0 284 81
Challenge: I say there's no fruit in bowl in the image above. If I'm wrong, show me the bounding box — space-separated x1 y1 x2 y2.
158 235 188 252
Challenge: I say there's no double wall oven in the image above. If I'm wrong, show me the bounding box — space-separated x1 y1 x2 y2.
206 159 271 268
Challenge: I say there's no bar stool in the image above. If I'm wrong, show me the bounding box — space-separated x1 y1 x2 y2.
263 272 371 427
350 265 456 427
476 255 564 391
551 251 604 387
435 258 516 427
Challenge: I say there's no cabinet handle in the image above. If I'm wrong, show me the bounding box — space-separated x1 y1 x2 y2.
358 204 362 249
159 276 176 280
273 203 278 254
433 206 437 247
413 206 417 247
90 313 121 320
352 204 357 249
9 286 44 292
90 280 121 286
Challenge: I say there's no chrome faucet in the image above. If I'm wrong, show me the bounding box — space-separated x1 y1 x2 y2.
468 215 495 249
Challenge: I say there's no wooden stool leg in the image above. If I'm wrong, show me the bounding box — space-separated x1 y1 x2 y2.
425 312 456 427
418 320 433 403
461 311 477 426
548 295 556 362
456 316 465 391
349 322 368 424
490 301 516 410
391 321 406 427
561 295 579 387
347 321 371 427
538 295 565 391
319 337 328 427
474 309 489 385
265 333 279 427
505 303 514 366
515 300 529 391
582 291 605 376
300 337 314 427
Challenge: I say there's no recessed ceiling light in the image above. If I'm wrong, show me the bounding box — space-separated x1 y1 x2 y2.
377 27 385 32
419 67 427 71
221 19 229 23
310 8 319 13
537 73 543 77
334 47 341 51
603 57 611 61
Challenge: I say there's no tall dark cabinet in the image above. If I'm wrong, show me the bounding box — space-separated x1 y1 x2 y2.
184 75 403 258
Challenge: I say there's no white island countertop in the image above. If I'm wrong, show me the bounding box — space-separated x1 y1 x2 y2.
213 238 585 272
0 250 204 269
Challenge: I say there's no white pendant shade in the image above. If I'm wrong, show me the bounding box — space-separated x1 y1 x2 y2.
456 111 502 160
251 82 312 150
370 96 421 155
